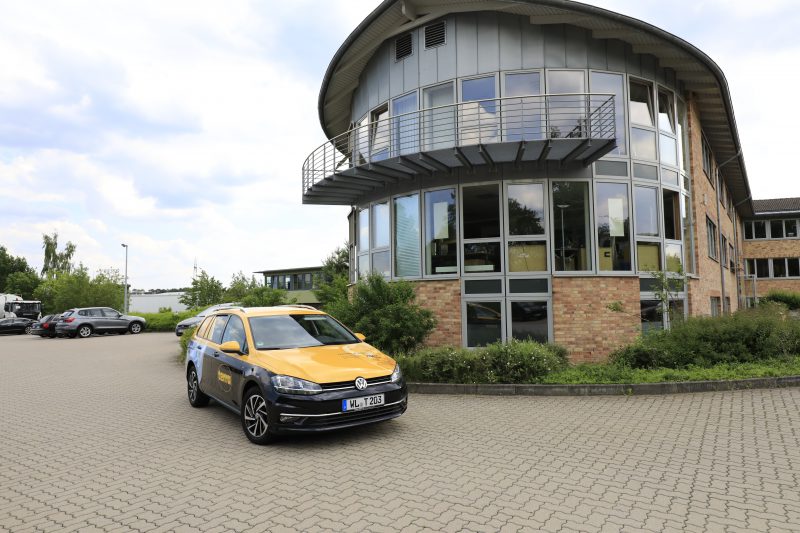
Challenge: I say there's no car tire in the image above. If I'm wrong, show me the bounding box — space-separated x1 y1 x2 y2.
187 366 210 408
129 322 143 334
241 387 275 445
77 325 92 338
24 326 32 335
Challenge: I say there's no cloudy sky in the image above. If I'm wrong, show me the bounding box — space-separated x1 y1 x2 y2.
1 0 798 289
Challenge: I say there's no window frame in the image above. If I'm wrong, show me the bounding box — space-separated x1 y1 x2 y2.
460 181 504 277
550 178 596 275
504 180 551 276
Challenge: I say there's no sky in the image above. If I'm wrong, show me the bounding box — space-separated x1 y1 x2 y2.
0 0 798 289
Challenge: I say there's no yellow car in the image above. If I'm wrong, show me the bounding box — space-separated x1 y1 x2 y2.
184 305 407 444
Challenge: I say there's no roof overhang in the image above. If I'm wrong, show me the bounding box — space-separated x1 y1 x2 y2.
318 0 752 215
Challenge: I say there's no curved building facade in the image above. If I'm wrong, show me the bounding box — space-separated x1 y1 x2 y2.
303 0 755 361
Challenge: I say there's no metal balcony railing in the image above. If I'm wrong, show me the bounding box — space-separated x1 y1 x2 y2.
303 93 616 197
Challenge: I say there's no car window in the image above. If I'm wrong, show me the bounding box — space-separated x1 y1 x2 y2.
101 308 119 318
41 315 52 322
196 316 214 339
87 309 103 317
62 310 74 317
248 314 358 350
209 315 230 344
78 310 89 316
221 315 247 352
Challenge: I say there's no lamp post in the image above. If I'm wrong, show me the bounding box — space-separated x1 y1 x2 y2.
557 204 569 270
121 244 128 313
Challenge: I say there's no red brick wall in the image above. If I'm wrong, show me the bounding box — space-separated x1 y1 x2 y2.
412 279 462 347
552 277 641 363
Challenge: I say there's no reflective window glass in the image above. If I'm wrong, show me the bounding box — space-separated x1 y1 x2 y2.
663 190 681 240
221 315 247 351
460 76 497 144
552 181 592 271
658 89 675 133
634 186 659 237
771 220 784 239
665 243 682 273
463 243 501 273
629 80 654 126
466 302 502 347
210 315 229 344
372 202 390 249
372 251 390 278
641 300 663 333
508 242 548 272
463 184 500 239
358 208 369 251
755 258 769 278
425 189 457 275
422 82 455 150
773 258 787 278
511 302 548 343
504 72 542 141
637 242 662 271
789 259 800 277
590 72 626 155
392 92 419 156
546 71 585 139
508 183 545 236
394 194 421 277
633 163 658 181
677 99 690 173
370 106 390 161
662 168 679 186
786 220 798 238
596 182 631 271
631 128 657 160
660 135 678 167
753 221 767 239
744 222 753 240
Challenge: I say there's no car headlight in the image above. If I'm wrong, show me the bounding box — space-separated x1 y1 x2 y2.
390 364 402 383
271 375 322 395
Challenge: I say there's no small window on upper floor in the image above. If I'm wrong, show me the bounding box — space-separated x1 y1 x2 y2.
629 80 654 127
658 89 675 134
395 33 413 61
424 21 446 49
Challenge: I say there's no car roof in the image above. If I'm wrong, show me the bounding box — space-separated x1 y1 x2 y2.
210 305 323 318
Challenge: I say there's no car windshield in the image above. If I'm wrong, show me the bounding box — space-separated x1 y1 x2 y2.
248 314 358 350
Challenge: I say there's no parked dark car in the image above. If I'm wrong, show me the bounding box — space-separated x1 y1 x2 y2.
175 302 238 336
0 318 35 335
56 307 146 338
30 314 61 338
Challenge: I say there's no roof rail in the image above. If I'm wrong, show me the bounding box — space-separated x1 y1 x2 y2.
214 306 247 313
277 304 318 311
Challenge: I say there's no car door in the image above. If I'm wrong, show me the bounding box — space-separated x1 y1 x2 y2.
85 308 105 331
101 308 127 331
215 315 250 408
200 315 230 400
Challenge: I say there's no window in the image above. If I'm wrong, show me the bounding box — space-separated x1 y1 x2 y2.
357 208 369 277
663 190 681 240
682 194 695 275
660 135 678 167
394 194 421 277
640 300 663 333
462 184 501 274
392 92 419 156
425 189 457 275
629 80 654 126
755 258 769 278
637 242 661 271
460 76 498 144
547 70 585 139
221 315 247 353
658 89 675 134
706 217 718 260
753 221 767 239
197 316 215 339
773 258 787 278
789 259 800 277
744 222 754 240
504 72 542 141
102 308 119 318
590 72 626 155
596 182 631 271
665 243 682 273
372 202 390 277
702 137 713 179
677 99 690 174
631 128 657 161
510 301 548 343
465 301 502 347
710 297 721 318
634 186 659 237
770 220 784 239
729 244 736 272
552 181 592 271
633 163 658 181
370 106 390 161
210 315 230 344
353 115 369 166
507 182 548 272
786 220 798 238
720 235 728 268
422 82 455 150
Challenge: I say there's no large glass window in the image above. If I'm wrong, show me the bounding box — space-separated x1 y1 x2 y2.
629 80 654 127
507 182 548 273
640 300 663 333
637 242 662 271
547 70 585 139
665 243 683 273
394 194 421 277
552 181 592 271
423 82 455 150
466 301 502 347
786 220 798 238
631 128 657 160
510 301 548 343
755 258 769 278
357 208 369 277
663 190 681 241
370 106 390 161
392 92 419 156
460 76 497 144
660 135 678 167
753 221 767 239
504 72 542 141
789 259 800 277
658 89 675 133
596 182 631 271
590 72 626 155
463 184 501 273
634 186 659 237
371 202 390 278
425 189 457 275
771 220 784 239
773 258 787 278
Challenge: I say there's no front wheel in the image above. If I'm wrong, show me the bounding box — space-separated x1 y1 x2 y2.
129 322 143 334
187 366 210 407
241 388 275 445
24 326 32 335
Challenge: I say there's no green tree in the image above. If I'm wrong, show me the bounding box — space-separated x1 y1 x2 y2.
0 246 33 292
88 269 124 310
315 244 350 308
224 271 259 302
179 270 225 308
324 273 436 355
321 243 349 280
240 285 293 307
5 270 41 299
41 232 76 278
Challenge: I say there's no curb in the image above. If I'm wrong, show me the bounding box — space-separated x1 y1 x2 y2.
407 376 800 396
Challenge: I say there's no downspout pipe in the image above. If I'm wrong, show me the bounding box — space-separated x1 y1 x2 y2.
716 150 743 313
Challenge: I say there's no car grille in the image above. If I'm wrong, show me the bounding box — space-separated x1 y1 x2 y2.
301 403 405 427
320 375 392 391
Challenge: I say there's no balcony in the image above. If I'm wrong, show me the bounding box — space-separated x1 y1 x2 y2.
302 93 616 205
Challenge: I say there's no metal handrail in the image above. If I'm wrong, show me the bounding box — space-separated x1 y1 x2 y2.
302 93 616 196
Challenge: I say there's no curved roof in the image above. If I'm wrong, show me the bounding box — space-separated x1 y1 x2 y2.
317 0 752 214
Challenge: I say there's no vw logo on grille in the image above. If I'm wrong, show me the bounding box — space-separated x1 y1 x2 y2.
354 377 368 390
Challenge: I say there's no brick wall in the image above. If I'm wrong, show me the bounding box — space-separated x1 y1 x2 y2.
412 279 462 347
552 277 641 363
744 278 800 297
743 240 800 258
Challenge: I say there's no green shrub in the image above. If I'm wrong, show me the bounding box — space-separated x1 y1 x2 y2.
324 273 436 355
134 310 197 332
763 290 800 310
395 340 568 383
178 326 197 363
612 302 800 369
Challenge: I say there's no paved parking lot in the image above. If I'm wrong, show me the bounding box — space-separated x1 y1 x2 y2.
1 332 799 532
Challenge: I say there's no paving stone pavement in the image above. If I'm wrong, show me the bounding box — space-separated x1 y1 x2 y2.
1 332 799 533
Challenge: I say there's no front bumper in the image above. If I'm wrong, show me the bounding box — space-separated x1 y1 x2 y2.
267 380 408 434
30 326 56 336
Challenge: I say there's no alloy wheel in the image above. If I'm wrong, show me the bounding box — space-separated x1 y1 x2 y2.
130 323 142 334
188 370 199 403
244 394 269 438
79 326 92 338
24 326 32 335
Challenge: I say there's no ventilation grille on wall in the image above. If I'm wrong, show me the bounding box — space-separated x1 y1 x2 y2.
395 33 413 61
424 21 446 49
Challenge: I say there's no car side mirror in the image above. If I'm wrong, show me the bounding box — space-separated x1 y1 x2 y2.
220 340 243 354
355 333 366 341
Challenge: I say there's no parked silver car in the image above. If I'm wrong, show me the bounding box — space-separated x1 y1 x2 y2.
56 307 146 338
174 302 238 336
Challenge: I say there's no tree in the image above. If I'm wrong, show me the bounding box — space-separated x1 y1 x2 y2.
0 246 33 293
315 244 350 308
224 271 259 302
321 243 349 280
5 270 41 299
179 270 225 308
240 286 293 307
324 273 436 355
41 232 76 277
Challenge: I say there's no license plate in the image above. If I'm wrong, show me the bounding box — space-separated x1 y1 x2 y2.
342 394 384 412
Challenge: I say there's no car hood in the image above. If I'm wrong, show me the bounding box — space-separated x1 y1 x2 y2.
123 314 146 323
251 342 396 384
177 316 202 328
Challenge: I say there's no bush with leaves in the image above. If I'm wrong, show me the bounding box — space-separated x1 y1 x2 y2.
762 290 800 310
395 340 569 384
178 326 197 363
324 273 436 355
134 310 197 332
612 302 800 369
33 266 124 314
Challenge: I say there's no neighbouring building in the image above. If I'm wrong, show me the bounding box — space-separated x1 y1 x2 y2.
255 267 323 307
129 292 188 313
301 0 797 362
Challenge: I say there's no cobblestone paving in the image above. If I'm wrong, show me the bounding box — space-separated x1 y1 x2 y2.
1 333 799 532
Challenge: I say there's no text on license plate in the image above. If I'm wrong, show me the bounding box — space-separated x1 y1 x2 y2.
342 394 384 412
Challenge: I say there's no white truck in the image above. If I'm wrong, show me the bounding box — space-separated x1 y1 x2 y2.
0 294 42 320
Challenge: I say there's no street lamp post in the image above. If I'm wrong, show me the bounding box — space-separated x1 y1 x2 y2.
121 244 128 313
